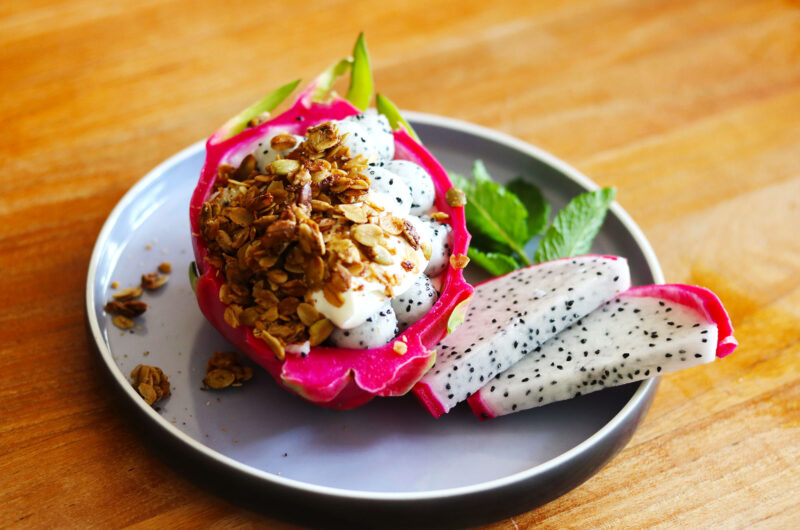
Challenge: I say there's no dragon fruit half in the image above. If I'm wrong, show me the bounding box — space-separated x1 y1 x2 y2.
189 36 472 409
468 284 737 419
413 255 631 417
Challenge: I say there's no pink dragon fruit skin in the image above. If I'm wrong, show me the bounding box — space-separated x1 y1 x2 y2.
190 82 473 409
621 284 737 358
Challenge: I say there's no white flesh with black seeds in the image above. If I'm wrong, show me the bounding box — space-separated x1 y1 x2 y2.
366 166 413 217
329 303 400 349
342 110 395 161
378 160 436 216
392 274 439 331
418 256 631 415
474 295 717 417
415 216 453 277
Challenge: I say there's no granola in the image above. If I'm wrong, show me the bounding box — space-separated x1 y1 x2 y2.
198 122 428 353
203 351 254 389
131 364 171 405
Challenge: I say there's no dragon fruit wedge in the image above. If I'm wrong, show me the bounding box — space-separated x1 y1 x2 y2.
189 35 472 410
413 255 631 418
468 284 737 419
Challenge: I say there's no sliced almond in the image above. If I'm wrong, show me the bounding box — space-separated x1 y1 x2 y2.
112 286 142 301
255 330 285 360
309 318 334 346
141 273 168 290
339 203 367 224
296 303 321 327
365 245 393 266
270 133 298 151
204 369 236 389
270 159 300 175
112 315 135 330
351 223 382 247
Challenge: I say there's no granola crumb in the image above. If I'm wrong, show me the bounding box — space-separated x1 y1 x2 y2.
130 365 171 406
112 315 135 330
145 244 152 250
111 281 119 289
393 341 408 355
141 272 168 290
445 187 467 207
430 211 450 222
112 286 143 301
104 300 147 317
203 351 253 389
158 262 172 274
143 351 150 356
450 254 470 269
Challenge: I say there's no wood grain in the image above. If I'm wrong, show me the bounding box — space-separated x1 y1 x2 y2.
2 0 799 527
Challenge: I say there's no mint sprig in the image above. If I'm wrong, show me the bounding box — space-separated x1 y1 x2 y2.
452 161 531 266
455 160 616 275
534 188 616 263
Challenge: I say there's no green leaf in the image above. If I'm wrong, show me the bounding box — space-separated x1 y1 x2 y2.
218 79 301 141
458 161 532 265
508 178 550 236
467 248 520 276
534 187 617 263
188 261 199 293
345 32 373 110
312 58 352 102
447 298 471 334
376 93 420 141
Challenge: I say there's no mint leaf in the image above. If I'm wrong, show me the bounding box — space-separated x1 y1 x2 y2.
534 188 616 263
376 93 420 141
456 161 532 265
467 248 519 276
508 178 550 236
345 32 373 110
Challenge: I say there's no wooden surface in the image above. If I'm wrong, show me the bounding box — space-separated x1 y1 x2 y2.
2 0 799 527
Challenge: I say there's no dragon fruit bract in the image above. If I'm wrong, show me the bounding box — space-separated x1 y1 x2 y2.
468 284 737 419
413 255 631 417
190 79 472 409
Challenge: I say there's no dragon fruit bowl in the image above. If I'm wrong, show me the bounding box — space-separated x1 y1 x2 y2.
88 102 665 526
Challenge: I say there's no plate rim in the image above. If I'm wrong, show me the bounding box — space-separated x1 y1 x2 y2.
85 111 664 502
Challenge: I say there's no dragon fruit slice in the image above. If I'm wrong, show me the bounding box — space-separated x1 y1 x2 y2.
189 46 472 410
468 284 737 419
413 255 631 417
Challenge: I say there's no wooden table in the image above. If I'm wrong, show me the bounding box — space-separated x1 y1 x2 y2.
2 0 798 527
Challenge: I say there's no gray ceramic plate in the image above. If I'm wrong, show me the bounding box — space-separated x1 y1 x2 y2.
86 113 663 528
